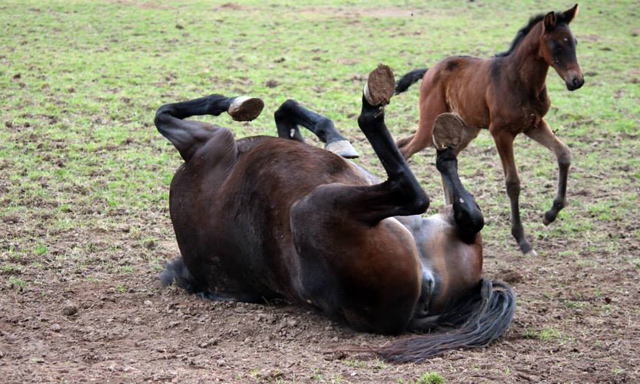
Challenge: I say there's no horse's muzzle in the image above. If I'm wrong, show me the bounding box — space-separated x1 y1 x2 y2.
566 76 585 91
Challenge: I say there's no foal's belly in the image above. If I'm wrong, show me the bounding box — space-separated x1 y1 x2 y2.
441 63 491 129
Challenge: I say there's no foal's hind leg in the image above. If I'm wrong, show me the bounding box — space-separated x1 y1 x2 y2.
274 99 359 158
525 120 571 225
396 89 448 159
155 94 264 161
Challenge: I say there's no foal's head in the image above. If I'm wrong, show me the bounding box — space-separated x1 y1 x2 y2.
538 4 584 91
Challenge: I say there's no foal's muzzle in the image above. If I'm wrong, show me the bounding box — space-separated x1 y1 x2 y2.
565 75 584 91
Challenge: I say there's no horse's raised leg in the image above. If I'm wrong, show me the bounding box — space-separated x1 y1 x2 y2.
492 129 536 255
291 65 428 333
274 99 359 158
155 94 263 161
432 114 484 243
525 120 571 225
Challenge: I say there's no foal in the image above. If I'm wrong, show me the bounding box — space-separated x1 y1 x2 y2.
155 65 515 362
395 5 583 255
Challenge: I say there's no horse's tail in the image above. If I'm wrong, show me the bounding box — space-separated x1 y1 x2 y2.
377 278 516 363
160 257 208 296
394 68 428 94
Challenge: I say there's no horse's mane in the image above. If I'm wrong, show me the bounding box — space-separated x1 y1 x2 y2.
495 11 571 57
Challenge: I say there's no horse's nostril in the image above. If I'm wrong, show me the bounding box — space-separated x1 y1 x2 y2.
573 78 580 86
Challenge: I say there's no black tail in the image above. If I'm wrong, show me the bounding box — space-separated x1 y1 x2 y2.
160 257 208 296
377 278 516 363
394 68 428 95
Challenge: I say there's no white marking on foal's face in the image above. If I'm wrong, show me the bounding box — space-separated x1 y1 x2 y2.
290 128 296 138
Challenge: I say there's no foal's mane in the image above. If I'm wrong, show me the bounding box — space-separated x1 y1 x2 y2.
495 11 572 57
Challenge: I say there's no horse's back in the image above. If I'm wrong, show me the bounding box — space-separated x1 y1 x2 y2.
172 137 371 299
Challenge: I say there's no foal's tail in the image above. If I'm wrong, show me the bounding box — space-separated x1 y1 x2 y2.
394 68 428 94
377 278 516 363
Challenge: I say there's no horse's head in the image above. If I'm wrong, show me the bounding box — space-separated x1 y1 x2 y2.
539 4 584 91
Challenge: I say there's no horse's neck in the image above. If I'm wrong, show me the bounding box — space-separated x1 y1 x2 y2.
504 23 549 94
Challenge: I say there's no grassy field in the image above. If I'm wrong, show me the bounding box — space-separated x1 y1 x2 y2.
1 0 639 383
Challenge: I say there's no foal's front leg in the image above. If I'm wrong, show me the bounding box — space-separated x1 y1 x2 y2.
525 120 571 225
273 99 359 158
492 129 536 256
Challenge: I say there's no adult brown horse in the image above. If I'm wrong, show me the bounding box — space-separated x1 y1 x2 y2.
395 5 583 255
155 65 515 363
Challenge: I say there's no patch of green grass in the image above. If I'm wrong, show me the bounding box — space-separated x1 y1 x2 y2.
563 300 585 310
8 276 28 289
1 264 21 274
523 326 563 342
34 245 48 256
399 372 445 384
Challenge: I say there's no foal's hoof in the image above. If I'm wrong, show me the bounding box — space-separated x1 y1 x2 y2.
228 96 264 122
325 140 360 159
363 64 395 107
432 113 466 151
524 249 538 257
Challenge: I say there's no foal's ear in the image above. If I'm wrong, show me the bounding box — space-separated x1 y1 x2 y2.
543 11 557 31
563 4 579 23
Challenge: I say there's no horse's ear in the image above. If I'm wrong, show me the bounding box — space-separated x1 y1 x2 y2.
563 4 579 23
543 11 557 31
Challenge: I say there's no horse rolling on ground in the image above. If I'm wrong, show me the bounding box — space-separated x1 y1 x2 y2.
395 5 583 256
155 65 515 363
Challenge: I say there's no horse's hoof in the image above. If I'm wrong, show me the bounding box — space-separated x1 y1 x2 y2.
228 96 264 122
325 140 360 159
543 211 556 226
524 249 538 257
432 113 466 151
364 64 395 107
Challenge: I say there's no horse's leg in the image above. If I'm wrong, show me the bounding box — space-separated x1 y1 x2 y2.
432 114 484 242
431 113 480 205
155 94 263 161
492 129 536 255
524 120 571 225
396 90 447 159
291 65 427 333
274 99 359 158
156 94 269 302
302 65 428 224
